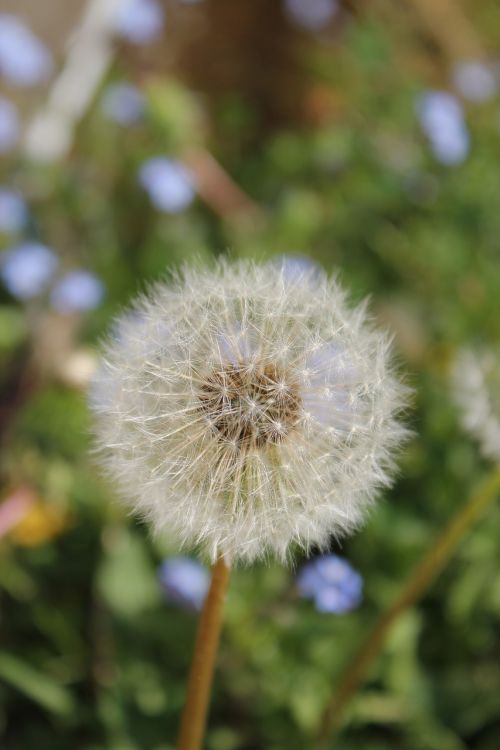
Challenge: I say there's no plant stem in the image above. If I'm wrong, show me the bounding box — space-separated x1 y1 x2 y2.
176 556 231 750
317 466 500 748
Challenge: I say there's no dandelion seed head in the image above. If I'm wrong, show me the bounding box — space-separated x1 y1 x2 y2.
90 261 409 564
452 348 500 462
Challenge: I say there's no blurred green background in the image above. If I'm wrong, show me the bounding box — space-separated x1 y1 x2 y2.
1 1 500 748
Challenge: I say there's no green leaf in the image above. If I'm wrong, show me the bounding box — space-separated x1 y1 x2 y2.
96 526 161 617
0 651 75 716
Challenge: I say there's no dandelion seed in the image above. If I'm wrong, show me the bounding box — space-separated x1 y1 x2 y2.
90 261 409 564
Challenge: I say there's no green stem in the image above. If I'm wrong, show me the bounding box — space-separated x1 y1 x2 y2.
317 465 500 748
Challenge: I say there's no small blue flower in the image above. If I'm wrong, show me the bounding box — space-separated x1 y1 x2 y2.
138 157 196 213
416 90 470 165
0 189 27 234
101 82 145 126
283 0 338 31
0 97 19 152
0 14 52 87
0 242 58 300
297 554 363 614
113 0 165 44
158 557 209 610
50 270 105 313
428 127 470 166
272 254 321 285
452 61 497 104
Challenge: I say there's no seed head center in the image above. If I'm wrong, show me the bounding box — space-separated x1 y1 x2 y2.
199 363 301 449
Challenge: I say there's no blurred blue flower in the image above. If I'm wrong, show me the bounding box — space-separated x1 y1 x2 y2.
50 270 105 313
297 554 363 614
0 14 52 87
139 157 196 213
416 91 470 165
452 61 497 103
428 127 470 166
283 0 338 31
0 242 58 300
0 189 27 233
272 254 321 284
0 97 19 152
158 557 209 610
101 82 145 126
113 0 165 44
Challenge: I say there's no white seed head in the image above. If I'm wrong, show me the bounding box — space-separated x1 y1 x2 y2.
452 347 500 462
90 260 409 564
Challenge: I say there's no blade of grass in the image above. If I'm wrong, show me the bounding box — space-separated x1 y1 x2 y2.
317 466 500 747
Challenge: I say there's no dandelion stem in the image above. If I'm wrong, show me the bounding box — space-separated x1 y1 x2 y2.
176 556 231 750
317 465 500 748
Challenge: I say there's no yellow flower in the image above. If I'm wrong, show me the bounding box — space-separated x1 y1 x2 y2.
11 502 68 546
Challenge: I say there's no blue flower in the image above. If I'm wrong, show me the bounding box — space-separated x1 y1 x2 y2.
297 554 363 614
0 97 19 152
101 82 145 126
416 90 470 165
0 242 58 300
0 14 52 87
0 189 27 233
283 0 338 31
272 254 321 285
138 157 196 213
113 0 165 44
158 557 209 610
50 270 105 313
452 61 497 104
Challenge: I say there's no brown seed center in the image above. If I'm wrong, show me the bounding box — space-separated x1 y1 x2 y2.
199 364 301 449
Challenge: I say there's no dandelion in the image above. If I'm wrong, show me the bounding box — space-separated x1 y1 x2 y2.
90 260 408 750
452 348 500 462
297 554 363 613
91 260 407 563
159 557 210 610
